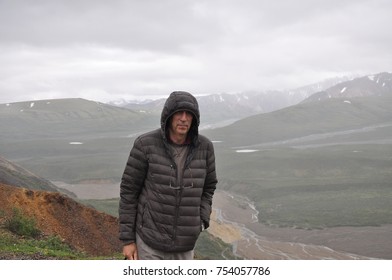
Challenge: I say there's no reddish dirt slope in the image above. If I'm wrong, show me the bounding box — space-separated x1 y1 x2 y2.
0 183 122 256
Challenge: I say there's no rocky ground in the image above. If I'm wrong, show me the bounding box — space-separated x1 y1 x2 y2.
0 252 58 260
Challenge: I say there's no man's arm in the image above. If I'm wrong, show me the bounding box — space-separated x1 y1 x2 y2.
200 140 218 229
119 137 148 245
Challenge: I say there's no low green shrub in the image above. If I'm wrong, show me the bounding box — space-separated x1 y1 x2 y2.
5 208 41 238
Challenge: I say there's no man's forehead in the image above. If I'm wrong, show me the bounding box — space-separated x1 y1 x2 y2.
173 109 193 114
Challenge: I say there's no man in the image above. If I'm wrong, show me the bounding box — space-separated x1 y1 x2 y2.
119 91 218 260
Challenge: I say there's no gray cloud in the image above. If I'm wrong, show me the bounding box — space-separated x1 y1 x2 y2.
0 0 391 103
0 0 221 51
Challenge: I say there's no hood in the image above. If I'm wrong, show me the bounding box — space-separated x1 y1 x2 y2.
160 91 200 143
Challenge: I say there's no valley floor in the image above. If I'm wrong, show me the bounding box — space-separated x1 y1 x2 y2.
56 181 392 259
54 181 120 199
211 191 392 260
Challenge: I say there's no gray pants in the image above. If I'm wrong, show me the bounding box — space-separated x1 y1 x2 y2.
136 233 194 260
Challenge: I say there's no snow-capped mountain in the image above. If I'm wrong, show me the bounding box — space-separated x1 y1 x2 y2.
303 72 392 103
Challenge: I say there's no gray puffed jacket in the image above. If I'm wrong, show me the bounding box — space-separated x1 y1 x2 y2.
119 91 217 252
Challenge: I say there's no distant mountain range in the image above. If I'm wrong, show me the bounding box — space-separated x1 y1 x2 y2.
113 75 355 128
111 73 392 129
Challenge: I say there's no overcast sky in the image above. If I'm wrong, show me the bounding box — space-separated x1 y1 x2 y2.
1 0 391 104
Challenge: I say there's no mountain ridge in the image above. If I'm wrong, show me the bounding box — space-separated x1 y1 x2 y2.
303 72 392 103
0 155 59 192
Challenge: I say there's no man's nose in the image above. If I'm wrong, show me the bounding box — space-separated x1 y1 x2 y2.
180 111 188 119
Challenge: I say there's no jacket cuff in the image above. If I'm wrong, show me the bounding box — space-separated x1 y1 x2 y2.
121 240 136 246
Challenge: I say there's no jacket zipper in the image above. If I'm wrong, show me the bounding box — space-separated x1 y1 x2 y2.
170 145 195 244
171 151 189 243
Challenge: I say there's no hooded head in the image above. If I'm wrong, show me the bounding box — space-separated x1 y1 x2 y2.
160 91 200 143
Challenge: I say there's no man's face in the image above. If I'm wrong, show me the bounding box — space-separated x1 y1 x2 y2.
169 110 193 138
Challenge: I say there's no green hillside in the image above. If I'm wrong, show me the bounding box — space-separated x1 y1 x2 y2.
0 98 156 140
0 98 157 182
205 96 392 229
205 95 392 147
